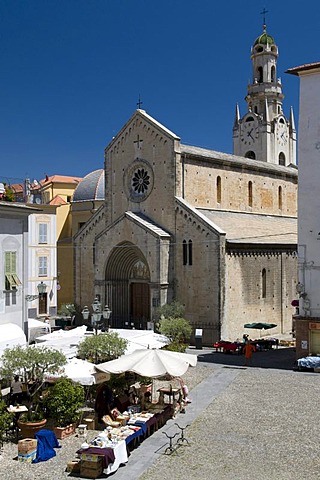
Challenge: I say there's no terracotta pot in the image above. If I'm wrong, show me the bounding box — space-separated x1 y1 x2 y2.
17 418 47 439
53 423 76 440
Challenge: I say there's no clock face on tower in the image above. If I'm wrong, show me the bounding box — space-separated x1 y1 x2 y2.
240 120 259 146
276 122 288 146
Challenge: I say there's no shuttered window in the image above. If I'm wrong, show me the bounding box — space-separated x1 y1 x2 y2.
4 251 21 290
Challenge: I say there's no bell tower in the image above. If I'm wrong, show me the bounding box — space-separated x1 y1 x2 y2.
233 23 296 166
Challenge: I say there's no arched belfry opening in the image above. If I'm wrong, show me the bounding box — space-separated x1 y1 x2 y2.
105 241 151 329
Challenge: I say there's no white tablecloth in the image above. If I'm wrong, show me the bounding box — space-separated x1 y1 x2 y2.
105 440 128 474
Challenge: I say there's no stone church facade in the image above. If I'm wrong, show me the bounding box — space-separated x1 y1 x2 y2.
74 25 298 345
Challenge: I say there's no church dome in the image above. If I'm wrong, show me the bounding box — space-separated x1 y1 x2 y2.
73 169 105 202
254 28 275 46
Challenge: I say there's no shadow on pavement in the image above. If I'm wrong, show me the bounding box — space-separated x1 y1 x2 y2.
196 347 296 370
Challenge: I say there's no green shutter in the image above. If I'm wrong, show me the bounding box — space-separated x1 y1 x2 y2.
4 252 20 289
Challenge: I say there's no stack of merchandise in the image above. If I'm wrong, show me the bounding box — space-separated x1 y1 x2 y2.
18 438 38 463
80 453 104 479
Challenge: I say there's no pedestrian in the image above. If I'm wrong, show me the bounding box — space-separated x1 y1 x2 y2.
11 375 23 405
243 341 255 366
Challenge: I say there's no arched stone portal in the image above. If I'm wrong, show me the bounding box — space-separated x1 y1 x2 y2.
105 242 150 328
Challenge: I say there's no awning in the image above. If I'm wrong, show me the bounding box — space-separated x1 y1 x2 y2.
28 318 51 344
0 323 27 356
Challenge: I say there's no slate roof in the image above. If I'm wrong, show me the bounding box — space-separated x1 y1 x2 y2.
73 169 105 202
181 144 298 178
125 211 171 238
197 209 297 245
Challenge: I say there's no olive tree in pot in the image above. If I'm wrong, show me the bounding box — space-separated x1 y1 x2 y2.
0 398 14 445
0 345 66 438
45 378 85 439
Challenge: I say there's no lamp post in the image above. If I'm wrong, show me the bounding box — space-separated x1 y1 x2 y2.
102 304 112 332
25 281 47 302
81 296 112 334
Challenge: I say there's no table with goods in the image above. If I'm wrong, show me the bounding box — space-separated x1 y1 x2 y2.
72 403 174 478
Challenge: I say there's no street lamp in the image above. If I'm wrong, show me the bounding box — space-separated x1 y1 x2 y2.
25 281 47 302
102 304 112 331
81 296 112 334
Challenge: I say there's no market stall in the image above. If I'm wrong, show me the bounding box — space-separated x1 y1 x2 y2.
71 349 197 477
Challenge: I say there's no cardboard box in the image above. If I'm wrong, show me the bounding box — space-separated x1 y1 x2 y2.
83 415 96 430
66 459 81 473
80 458 103 478
116 414 129 426
18 438 37 454
18 450 37 463
80 453 104 463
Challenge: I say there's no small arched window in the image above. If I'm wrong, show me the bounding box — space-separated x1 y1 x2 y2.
258 66 263 83
188 240 193 266
262 268 267 298
271 65 275 82
248 181 253 207
183 240 187 266
245 151 256 160
216 176 221 204
279 152 286 166
183 239 193 266
278 186 283 210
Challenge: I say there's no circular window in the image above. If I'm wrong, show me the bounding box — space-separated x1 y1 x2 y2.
125 159 154 202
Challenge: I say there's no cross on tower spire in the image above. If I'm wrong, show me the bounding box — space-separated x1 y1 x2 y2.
260 7 268 30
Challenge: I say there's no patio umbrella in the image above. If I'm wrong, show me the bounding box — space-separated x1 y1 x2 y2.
244 322 277 330
45 358 110 385
95 348 197 378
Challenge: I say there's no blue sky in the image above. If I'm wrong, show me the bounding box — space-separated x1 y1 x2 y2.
0 0 318 184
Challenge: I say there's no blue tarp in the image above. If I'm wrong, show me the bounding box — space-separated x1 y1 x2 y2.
297 356 320 369
32 429 61 463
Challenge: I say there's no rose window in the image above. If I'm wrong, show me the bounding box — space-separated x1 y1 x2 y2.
132 168 150 194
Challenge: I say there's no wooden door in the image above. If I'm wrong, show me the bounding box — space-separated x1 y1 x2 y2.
38 293 47 315
130 283 150 328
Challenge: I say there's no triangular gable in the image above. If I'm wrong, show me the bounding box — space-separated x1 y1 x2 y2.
96 211 171 242
106 109 180 152
176 197 226 237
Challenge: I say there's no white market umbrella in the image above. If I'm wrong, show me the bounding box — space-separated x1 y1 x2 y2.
35 325 88 342
45 358 110 386
96 348 197 378
109 329 169 354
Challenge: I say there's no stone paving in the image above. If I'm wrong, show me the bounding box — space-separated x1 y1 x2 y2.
3 346 319 480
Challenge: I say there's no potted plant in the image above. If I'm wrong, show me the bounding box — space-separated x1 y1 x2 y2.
0 345 66 438
44 378 84 439
77 331 128 364
0 398 13 446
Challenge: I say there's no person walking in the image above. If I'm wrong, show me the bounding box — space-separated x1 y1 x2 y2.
11 375 23 405
243 341 255 366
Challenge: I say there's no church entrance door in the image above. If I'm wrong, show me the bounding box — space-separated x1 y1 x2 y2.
130 283 150 329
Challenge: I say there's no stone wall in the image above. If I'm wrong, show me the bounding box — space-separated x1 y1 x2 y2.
175 201 224 345
183 159 297 216
223 249 297 341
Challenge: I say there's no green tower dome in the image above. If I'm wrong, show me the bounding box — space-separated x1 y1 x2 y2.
254 26 275 46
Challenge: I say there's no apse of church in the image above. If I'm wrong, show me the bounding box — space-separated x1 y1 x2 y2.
74 24 297 345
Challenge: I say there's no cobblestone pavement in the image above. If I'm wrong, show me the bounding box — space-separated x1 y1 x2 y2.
2 347 319 480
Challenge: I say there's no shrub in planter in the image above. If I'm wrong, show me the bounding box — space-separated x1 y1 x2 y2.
0 345 66 423
45 378 84 430
0 399 13 444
